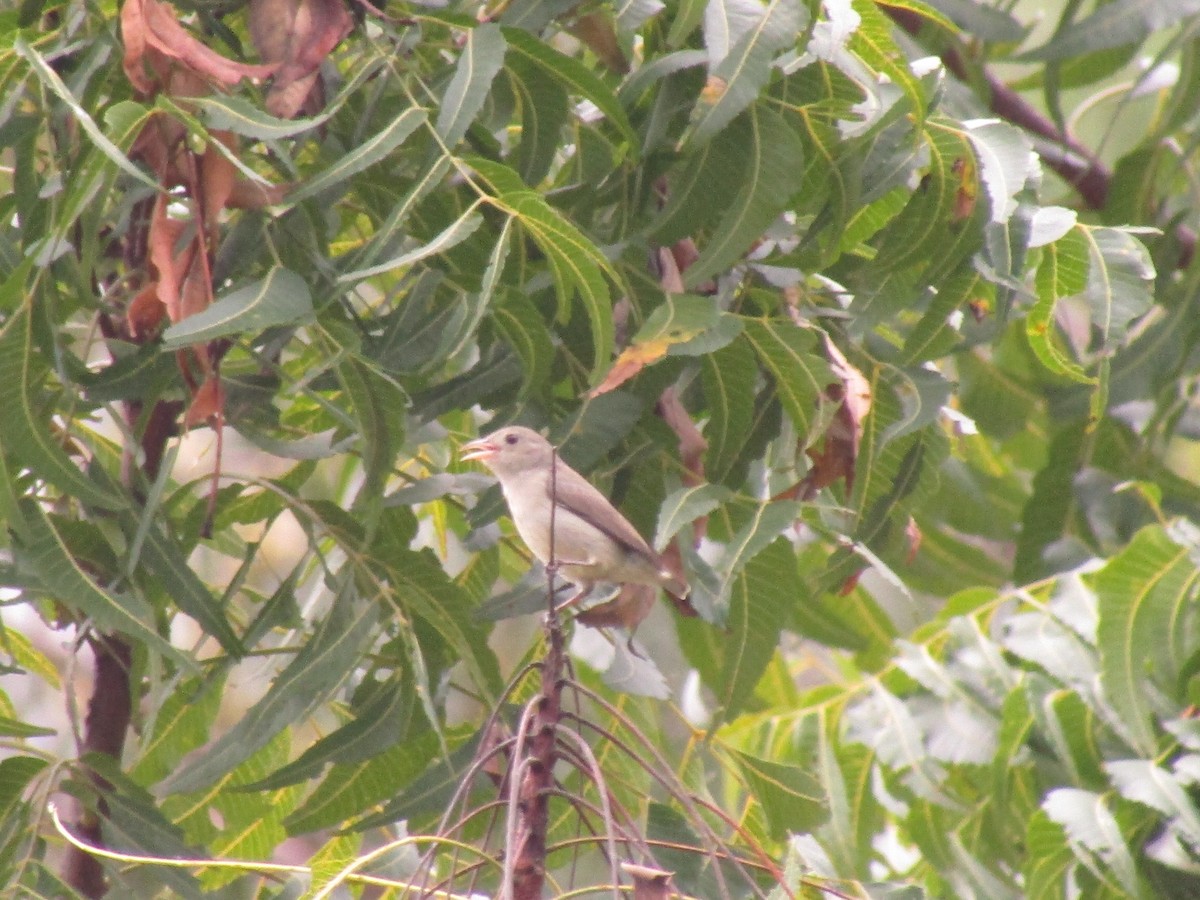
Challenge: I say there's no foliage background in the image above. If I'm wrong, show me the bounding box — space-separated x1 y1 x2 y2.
5 0 1200 896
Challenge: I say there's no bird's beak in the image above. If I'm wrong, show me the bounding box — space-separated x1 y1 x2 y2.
460 437 498 463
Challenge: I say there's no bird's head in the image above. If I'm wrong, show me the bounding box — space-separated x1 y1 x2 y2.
460 426 553 478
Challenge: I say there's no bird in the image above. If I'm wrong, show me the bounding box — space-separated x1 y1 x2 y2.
460 425 689 611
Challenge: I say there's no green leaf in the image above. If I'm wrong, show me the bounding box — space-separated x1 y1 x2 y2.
649 123 750 245
966 120 1037 223
130 676 226 786
0 756 49 822
492 287 555 396
1107 758 1200 848
15 39 158 191
246 674 417 790
741 318 834 446
133 521 242 655
0 303 126 511
161 267 313 348
718 537 797 720
1090 524 1199 755
383 547 503 700
163 590 380 794
705 501 801 619
1018 0 1199 61
337 207 484 283
17 500 187 665
654 483 731 552
924 0 1024 41
502 27 637 148
286 108 428 204
190 95 335 140
685 106 804 285
437 23 508 146
480 171 616 376
616 0 664 32
285 729 443 833
848 0 926 120
1028 227 1093 383
634 294 744 357
1082 226 1155 347
733 749 828 838
692 0 805 142
507 55 570 185
701 335 758 482
1041 788 1141 896
903 267 988 364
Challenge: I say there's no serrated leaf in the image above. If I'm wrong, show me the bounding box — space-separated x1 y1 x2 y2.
649 124 749 245
734 749 827 838
0 756 49 821
686 106 804 284
705 501 801 619
0 303 126 511
161 267 313 348
1082 226 1155 347
848 0 926 120
437 23 508 146
1107 759 1200 849
134 520 243 654
655 483 731 552
507 55 570 185
130 676 225 786
701 335 758 481
616 0 664 33
924 0 1023 41
492 287 555 395
247 674 416 790
190 93 339 140
502 27 637 148
692 0 804 142
385 547 503 699
591 295 741 395
286 107 428 204
480 173 616 375
718 537 797 720
741 318 834 445
351 730 481 830
18 500 186 665
1090 524 1199 755
1028 227 1093 383
1041 788 1141 896
16 39 159 191
966 120 1037 224
0 625 60 689
903 267 987 364
338 208 484 283
163 592 380 794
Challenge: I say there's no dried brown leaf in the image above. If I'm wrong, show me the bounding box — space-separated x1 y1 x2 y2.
127 282 166 340
250 0 351 118
184 374 225 428
588 337 673 398
575 583 656 631
569 11 628 74
122 0 278 94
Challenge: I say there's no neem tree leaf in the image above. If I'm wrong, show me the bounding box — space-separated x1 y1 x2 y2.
161 267 313 348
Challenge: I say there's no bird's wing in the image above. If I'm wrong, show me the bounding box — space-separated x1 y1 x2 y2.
548 458 657 560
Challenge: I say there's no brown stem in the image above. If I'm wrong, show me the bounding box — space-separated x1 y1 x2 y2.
62 636 133 898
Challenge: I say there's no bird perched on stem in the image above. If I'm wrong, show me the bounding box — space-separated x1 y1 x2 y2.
461 426 689 611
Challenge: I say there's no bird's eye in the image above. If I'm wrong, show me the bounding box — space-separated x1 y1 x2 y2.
505 434 519 445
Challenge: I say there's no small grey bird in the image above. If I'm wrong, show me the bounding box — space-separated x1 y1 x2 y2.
461 426 689 609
